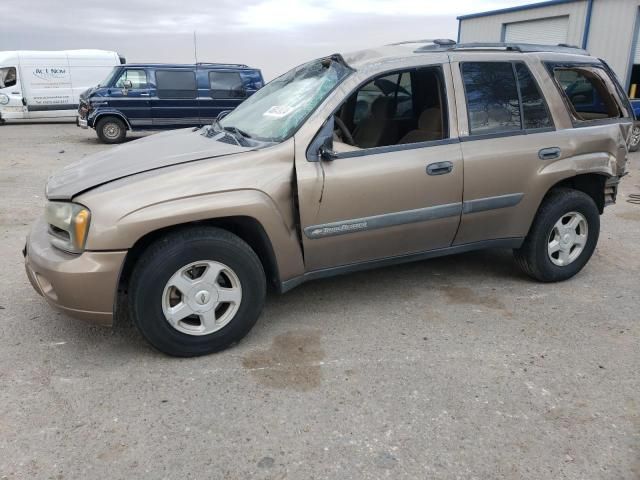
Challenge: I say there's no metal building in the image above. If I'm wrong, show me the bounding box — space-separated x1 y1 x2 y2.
458 0 640 98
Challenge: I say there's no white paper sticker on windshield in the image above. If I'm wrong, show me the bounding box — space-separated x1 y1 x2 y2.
263 105 295 118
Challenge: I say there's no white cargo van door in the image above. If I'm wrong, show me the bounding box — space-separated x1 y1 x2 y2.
19 52 75 118
0 63 27 120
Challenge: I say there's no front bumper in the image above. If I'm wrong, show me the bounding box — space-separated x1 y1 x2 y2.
24 217 126 326
77 116 88 128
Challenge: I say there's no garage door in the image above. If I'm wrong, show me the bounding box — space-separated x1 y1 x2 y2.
504 16 569 45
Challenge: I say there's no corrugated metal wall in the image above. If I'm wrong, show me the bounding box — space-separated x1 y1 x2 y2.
459 0 640 87
459 1 588 45
586 0 639 86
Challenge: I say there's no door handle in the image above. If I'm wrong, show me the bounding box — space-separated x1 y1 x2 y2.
139 93 150 96
426 161 453 176
538 147 561 160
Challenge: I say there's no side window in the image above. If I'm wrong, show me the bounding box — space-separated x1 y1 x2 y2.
0 67 17 89
114 69 147 89
209 71 244 99
461 62 521 135
332 66 445 151
515 63 552 129
553 67 622 121
156 70 197 99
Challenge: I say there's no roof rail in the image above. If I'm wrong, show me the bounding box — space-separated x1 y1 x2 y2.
389 38 456 47
414 41 588 55
196 62 249 68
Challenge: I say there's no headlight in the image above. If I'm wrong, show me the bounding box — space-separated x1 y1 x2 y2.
45 202 91 253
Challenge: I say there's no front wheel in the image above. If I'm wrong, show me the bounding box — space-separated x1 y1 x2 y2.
96 116 126 144
514 188 600 282
128 227 266 357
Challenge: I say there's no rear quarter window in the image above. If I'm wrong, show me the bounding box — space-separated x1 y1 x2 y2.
551 65 628 122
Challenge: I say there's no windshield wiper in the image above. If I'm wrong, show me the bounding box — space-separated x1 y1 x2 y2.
223 125 251 139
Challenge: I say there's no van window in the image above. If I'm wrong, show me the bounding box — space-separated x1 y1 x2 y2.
115 69 147 89
209 72 244 99
516 63 552 129
461 62 521 135
156 70 197 99
0 67 17 89
553 67 622 121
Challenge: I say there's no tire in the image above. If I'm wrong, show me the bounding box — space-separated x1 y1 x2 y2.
513 188 600 282
128 227 266 357
96 116 126 144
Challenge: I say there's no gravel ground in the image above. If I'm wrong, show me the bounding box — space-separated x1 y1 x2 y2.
0 122 639 480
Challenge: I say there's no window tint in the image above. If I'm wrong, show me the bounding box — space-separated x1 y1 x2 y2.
462 62 521 135
156 70 196 99
553 67 621 121
516 63 552 129
115 69 147 89
209 71 244 98
0 67 17 88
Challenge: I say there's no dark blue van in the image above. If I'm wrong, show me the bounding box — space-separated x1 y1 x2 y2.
77 63 263 143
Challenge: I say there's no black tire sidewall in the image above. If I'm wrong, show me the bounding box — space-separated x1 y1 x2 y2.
131 235 265 357
97 117 126 144
531 192 600 281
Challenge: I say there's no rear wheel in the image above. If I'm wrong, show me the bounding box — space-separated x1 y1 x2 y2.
128 227 266 357
629 124 640 152
96 116 126 144
514 188 600 282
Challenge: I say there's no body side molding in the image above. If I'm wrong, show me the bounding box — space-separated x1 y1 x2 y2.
281 237 524 292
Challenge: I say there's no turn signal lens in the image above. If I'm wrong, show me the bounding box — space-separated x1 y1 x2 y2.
73 208 91 251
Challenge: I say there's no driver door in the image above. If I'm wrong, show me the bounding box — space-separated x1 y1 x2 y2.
295 64 464 272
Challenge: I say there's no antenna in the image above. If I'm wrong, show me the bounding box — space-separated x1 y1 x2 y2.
193 31 199 63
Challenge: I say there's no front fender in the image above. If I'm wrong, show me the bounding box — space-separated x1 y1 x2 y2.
88 107 131 129
86 189 305 281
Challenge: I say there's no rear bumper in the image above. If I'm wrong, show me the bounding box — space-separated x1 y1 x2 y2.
24 217 126 326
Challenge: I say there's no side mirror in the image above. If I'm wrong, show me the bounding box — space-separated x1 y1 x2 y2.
122 79 133 90
319 137 338 161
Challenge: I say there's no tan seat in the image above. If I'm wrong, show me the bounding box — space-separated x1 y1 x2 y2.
353 97 396 148
397 108 442 144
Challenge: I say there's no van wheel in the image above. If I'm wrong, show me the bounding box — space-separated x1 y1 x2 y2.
513 188 600 282
128 227 266 357
96 116 126 144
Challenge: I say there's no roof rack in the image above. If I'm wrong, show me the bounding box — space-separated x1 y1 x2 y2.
414 42 588 55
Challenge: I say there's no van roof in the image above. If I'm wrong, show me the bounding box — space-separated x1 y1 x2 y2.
122 63 258 70
0 49 120 63
341 40 591 69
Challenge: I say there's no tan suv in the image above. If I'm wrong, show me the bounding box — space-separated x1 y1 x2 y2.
24 41 632 356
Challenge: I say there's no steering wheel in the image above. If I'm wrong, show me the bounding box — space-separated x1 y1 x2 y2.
334 116 355 146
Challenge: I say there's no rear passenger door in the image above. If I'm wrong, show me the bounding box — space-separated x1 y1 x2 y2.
150 69 199 128
198 70 248 124
452 58 630 245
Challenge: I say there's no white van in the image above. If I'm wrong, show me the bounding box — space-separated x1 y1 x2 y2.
0 50 124 123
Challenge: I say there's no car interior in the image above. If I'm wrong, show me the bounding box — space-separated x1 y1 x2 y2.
332 66 447 153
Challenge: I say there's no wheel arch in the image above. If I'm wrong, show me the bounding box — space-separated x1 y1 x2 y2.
115 216 281 321
93 110 131 130
545 172 609 214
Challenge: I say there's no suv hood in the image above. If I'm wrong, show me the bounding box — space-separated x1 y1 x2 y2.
46 128 252 200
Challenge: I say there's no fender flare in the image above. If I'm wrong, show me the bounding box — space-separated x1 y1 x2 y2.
90 108 132 130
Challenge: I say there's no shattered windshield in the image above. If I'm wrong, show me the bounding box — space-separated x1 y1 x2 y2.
219 56 352 142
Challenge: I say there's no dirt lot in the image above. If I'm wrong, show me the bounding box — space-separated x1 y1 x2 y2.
0 121 639 480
